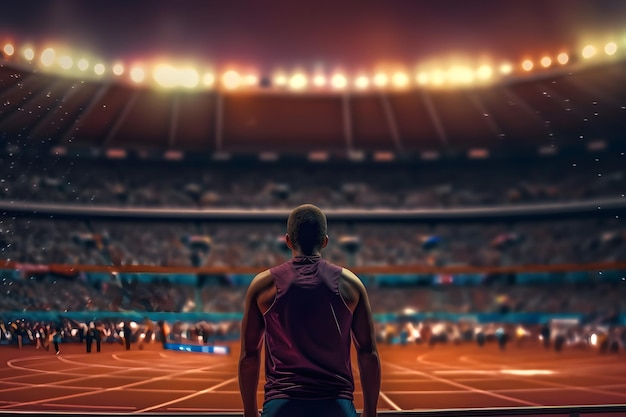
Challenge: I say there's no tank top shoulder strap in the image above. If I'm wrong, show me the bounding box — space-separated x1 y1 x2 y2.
318 260 343 295
269 260 294 296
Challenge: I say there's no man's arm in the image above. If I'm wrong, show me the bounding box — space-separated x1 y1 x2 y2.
238 271 270 417
345 269 381 417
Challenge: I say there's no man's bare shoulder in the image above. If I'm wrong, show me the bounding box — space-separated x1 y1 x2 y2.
247 269 275 295
339 267 365 311
340 268 366 291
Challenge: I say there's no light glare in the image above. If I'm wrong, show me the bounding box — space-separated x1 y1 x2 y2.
476 65 493 80
392 72 409 87
113 62 124 76
582 45 596 59
222 70 241 89
130 66 145 83
23 47 35 61
289 73 307 90
94 63 105 75
448 66 474 84
557 53 569 65
604 42 617 56
540 56 552 68
274 74 287 86
416 72 429 85
355 75 369 89
40 48 56 67
3 44 14 56
244 74 258 86
203 73 215 86
77 58 89 71
373 73 388 87
522 60 533 71
313 75 326 87
499 63 513 75
59 55 73 70
331 74 347 89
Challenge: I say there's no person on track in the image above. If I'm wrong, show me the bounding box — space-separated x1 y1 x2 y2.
239 204 380 417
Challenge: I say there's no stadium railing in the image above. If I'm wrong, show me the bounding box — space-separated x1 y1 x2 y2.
1 404 626 416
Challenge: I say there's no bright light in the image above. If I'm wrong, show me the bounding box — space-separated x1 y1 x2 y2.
431 70 445 85
40 48 56 67
590 333 598 346
23 47 35 61
522 59 534 71
244 74 258 86
179 67 199 88
499 63 513 75
130 66 145 83
203 73 215 86
113 62 124 76
94 63 105 75
153 64 178 88
373 73 388 87
58 55 73 70
274 74 287 86
582 45 596 59
313 74 326 87
77 58 89 71
416 72 429 85
331 74 347 89
448 66 474 84
476 65 493 80
540 56 552 68
289 73 308 90
355 75 369 89
3 43 14 56
557 53 569 65
392 72 409 88
604 42 617 56
222 70 241 89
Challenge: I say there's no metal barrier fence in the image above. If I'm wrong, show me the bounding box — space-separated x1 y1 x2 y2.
1 404 626 416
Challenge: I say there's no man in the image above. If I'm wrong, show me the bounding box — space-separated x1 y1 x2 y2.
239 204 380 417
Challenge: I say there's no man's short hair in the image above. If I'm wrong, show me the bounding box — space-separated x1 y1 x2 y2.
287 204 327 255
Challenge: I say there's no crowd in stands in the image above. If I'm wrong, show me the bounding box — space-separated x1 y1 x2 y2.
0 153 623 209
1 217 624 267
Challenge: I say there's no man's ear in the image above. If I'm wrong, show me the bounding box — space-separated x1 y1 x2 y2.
285 234 294 249
321 235 329 248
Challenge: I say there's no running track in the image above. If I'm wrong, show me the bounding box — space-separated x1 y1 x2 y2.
0 342 625 415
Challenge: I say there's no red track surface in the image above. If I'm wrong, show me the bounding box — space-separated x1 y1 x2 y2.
0 341 625 414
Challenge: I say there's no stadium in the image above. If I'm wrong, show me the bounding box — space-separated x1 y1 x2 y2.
0 1 625 416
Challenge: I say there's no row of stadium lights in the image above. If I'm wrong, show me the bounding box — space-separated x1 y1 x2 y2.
1 41 622 91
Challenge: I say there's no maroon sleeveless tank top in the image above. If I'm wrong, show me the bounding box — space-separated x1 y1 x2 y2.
264 255 354 402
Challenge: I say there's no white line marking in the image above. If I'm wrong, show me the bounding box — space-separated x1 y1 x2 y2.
379 392 402 411
132 377 237 413
386 362 540 406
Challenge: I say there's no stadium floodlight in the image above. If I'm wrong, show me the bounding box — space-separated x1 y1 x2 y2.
521 59 533 71
313 74 326 87
373 73 388 87
499 63 513 75
476 65 493 80
153 64 178 88
113 62 124 76
431 69 445 85
582 45 596 59
130 66 146 83
3 43 15 56
40 48 56 67
604 42 617 56
58 55 73 70
203 72 215 86
23 47 35 61
244 74 258 86
416 72 429 85
447 66 474 84
77 58 89 71
222 70 241 89
178 66 199 88
274 74 288 86
94 63 105 75
289 73 307 90
331 74 347 89
355 75 369 89
557 52 569 65
540 56 552 68
392 72 409 88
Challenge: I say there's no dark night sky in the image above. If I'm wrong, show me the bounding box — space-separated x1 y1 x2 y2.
1 0 625 72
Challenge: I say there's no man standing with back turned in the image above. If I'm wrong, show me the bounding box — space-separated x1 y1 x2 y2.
239 204 380 417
